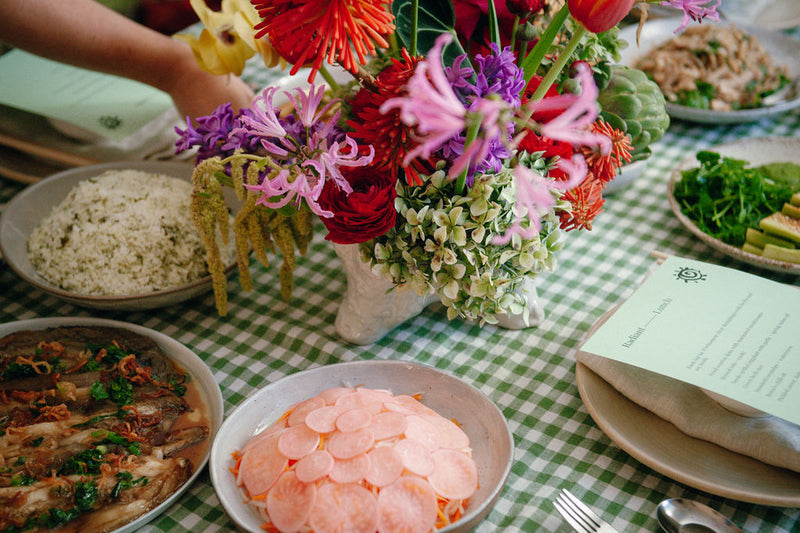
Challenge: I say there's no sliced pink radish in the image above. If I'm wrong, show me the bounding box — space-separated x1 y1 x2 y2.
277 423 320 460
329 453 371 484
266 470 316 532
326 427 375 459
369 411 408 441
295 450 335 483
335 389 385 414
305 404 346 434
365 446 403 487
384 394 435 416
427 448 478 501
318 387 354 405
237 433 287 497
425 414 470 450
287 396 326 427
404 415 440 450
335 407 373 433
308 483 378 533
392 437 435 477
376 475 438 533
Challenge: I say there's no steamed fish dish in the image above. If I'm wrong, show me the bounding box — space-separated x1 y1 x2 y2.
233 387 479 533
0 326 209 532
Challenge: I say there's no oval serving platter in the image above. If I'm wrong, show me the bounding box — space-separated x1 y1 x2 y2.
0 317 224 533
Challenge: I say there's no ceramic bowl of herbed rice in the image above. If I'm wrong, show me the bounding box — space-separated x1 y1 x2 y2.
0 161 236 311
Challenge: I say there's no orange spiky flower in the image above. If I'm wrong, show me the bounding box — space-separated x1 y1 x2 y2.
581 118 632 184
251 0 395 83
559 177 605 231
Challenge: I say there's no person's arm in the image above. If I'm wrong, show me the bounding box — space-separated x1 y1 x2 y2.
0 0 253 118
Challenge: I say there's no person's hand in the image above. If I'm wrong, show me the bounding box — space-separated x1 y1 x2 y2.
167 53 255 119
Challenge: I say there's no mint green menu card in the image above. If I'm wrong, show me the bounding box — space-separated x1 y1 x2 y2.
0 50 173 142
581 256 800 425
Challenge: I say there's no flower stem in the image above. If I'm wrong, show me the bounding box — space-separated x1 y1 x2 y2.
519 3 570 84
410 0 419 56
530 23 587 101
455 119 480 194
510 16 520 53
319 63 339 91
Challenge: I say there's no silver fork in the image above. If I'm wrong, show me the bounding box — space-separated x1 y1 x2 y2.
553 489 619 533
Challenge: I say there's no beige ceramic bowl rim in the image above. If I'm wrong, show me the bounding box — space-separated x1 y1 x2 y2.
0 160 237 307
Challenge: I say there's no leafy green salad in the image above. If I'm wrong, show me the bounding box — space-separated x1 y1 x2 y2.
673 151 800 247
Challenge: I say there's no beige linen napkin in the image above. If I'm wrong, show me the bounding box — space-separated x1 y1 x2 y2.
576 344 800 473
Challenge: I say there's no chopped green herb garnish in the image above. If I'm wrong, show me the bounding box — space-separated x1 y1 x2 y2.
74 481 98 512
11 474 36 486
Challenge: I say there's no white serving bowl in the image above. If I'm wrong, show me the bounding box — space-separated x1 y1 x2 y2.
0 161 237 311
210 360 514 532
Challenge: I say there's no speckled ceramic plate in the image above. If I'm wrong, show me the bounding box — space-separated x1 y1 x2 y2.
618 18 800 124
667 137 800 275
210 360 514 533
0 161 238 310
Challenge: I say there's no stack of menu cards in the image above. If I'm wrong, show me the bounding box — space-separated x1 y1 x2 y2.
580 255 799 426
0 49 174 143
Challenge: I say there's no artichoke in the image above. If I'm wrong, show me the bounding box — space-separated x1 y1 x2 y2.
598 65 669 162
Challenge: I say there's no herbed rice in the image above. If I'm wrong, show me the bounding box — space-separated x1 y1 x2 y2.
28 169 235 296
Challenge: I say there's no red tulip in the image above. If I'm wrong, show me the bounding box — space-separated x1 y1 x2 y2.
567 0 635 33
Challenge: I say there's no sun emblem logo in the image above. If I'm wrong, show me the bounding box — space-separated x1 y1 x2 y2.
674 266 707 283
98 115 122 130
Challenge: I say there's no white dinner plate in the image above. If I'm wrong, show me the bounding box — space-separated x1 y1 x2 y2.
575 313 800 507
617 18 800 123
667 136 800 275
0 161 238 310
210 360 514 533
0 317 224 532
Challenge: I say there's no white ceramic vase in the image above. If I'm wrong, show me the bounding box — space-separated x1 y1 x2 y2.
333 243 545 344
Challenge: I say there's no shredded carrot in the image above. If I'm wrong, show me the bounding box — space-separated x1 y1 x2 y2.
260 522 281 532
412 393 423 400
251 493 268 501
277 408 293 423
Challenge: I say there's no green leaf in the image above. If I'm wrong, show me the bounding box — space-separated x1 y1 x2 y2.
392 0 467 66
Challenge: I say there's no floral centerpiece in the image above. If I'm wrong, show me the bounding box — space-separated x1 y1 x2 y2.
175 0 718 336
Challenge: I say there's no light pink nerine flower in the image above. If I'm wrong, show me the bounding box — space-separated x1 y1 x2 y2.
493 155 588 245
380 34 466 165
529 63 610 154
660 0 721 33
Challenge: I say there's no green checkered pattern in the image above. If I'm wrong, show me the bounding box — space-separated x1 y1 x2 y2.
2 32 800 533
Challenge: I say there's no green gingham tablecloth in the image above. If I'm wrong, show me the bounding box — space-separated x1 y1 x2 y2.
2 44 800 533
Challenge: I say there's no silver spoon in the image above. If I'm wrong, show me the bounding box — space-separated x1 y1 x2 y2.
657 498 743 533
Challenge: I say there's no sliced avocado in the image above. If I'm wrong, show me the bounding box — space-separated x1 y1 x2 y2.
745 227 795 249
784 202 800 219
760 212 800 244
762 244 800 264
742 242 763 256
